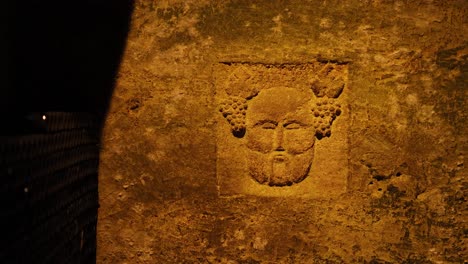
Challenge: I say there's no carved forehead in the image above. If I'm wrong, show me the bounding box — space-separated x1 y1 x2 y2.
247 87 313 121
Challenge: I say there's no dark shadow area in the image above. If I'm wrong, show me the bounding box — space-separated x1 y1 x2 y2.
8 0 133 114
1 1 134 263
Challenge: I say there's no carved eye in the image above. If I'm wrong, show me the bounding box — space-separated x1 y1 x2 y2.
284 122 301 130
260 122 277 129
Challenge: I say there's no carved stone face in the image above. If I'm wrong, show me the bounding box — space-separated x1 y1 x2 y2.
245 87 316 186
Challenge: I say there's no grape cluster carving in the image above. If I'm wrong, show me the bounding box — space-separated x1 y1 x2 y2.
311 97 342 139
218 96 248 135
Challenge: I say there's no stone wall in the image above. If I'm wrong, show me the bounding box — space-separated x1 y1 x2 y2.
97 1 467 263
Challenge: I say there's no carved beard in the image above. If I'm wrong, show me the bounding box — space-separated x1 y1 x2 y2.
247 149 314 186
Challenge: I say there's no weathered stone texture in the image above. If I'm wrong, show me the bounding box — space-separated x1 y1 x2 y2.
98 0 467 263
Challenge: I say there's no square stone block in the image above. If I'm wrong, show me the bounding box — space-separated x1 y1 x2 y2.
215 62 349 198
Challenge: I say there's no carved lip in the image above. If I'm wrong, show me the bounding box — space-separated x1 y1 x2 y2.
273 153 288 163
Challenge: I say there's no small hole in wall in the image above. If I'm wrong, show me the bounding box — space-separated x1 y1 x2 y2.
373 175 386 181
378 188 382 191
369 181 373 185
396 172 402 177
128 98 141 111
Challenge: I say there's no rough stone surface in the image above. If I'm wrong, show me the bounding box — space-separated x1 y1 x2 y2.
97 1 467 263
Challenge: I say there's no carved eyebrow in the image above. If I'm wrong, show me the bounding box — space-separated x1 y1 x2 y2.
254 120 277 126
283 120 308 127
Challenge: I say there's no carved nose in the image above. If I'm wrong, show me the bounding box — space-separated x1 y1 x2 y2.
273 126 285 151
275 145 285 151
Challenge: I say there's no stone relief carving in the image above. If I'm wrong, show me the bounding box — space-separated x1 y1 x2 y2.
218 96 248 138
215 62 348 194
245 87 320 186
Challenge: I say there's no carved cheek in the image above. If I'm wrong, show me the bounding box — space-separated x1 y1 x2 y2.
283 128 315 154
246 127 275 153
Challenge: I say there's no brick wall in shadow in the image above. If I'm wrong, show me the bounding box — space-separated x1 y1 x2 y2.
2 1 134 263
